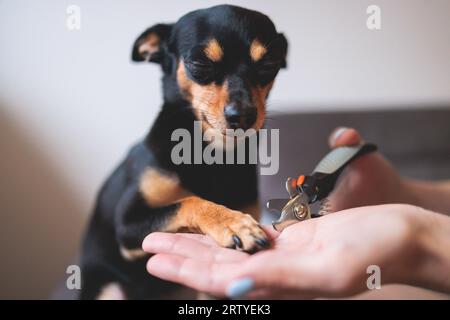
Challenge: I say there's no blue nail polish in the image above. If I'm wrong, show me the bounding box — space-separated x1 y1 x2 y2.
226 278 254 299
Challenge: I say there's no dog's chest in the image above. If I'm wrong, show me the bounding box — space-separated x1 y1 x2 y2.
134 141 259 209
177 163 259 209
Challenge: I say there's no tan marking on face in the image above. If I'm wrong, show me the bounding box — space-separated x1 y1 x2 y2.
139 168 191 208
119 247 149 261
250 81 273 130
138 33 160 58
96 283 126 300
250 39 267 62
176 60 193 99
204 38 223 62
164 196 268 251
177 60 229 132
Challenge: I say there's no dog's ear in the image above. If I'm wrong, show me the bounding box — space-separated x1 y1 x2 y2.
132 24 173 63
277 33 288 69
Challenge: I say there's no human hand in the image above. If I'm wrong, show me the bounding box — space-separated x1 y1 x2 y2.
143 204 450 298
325 127 414 212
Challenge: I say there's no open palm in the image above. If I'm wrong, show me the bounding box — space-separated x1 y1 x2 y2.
143 204 419 299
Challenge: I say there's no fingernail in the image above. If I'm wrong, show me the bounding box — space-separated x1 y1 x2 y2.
226 277 254 299
331 127 348 145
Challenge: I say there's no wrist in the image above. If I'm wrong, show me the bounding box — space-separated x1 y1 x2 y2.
405 208 450 292
404 179 450 215
401 178 424 207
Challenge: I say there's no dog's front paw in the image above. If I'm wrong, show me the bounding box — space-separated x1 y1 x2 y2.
204 208 270 253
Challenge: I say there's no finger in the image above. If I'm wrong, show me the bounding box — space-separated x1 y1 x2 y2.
225 252 324 299
147 253 240 296
328 127 362 148
261 225 280 240
143 232 212 255
144 232 214 247
246 288 315 300
173 233 217 245
143 232 248 262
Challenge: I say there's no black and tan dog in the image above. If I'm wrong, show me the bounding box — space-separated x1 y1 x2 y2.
80 5 288 299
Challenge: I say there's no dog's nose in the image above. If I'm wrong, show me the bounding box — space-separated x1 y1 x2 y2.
224 105 257 130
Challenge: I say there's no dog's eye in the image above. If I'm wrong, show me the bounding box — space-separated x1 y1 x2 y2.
257 60 280 72
184 56 216 84
186 60 213 72
255 59 281 82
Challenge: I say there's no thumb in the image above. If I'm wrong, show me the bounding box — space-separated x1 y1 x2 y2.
225 253 316 299
328 127 362 148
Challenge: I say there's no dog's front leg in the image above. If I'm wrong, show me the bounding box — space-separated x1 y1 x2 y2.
115 188 270 258
169 196 269 252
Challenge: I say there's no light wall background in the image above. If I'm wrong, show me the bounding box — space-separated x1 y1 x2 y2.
0 0 449 298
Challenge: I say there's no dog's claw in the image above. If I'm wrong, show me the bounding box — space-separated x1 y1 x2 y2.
255 238 270 248
245 247 258 254
208 210 269 252
232 235 243 248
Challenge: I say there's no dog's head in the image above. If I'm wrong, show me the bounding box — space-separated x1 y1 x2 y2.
132 5 288 133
